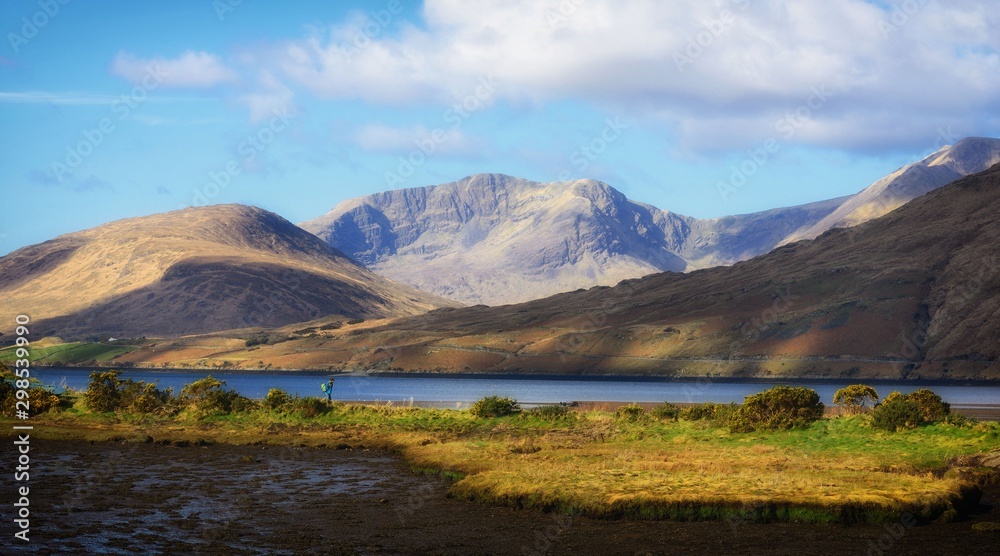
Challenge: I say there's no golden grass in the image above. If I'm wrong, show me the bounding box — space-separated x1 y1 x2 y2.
6 402 998 524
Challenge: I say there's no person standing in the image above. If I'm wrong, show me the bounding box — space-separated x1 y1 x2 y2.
322 377 335 403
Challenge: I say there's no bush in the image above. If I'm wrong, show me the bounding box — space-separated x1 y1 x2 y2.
0 364 61 417
907 388 950 422
28 387 61 415
833 384 879 415
120 381 172 414
85 370 123 412
291 396 331 418
526 404 571 420
614 403 646 423
871 395 924 431
470 395 520 418
730 386 824 432
870 389 950 432
84 370 171 414
264 388 293 411
681 402 733 422
650 402 681 421
245 337 264 347
942 412 975 427
178 376 256 415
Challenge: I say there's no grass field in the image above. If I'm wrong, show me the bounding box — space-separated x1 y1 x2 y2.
10 391 999 525
0 341 137 364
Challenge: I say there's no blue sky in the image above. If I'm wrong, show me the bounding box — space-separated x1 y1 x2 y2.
2 0 999 255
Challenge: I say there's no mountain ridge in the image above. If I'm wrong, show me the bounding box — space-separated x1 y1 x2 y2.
98 162 1000 379
302 138 1000 305
0 204 454 339
301 174 845 305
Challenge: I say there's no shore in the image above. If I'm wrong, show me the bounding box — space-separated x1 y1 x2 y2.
5 439 1000 555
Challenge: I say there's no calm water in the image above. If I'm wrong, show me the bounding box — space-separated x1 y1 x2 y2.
32 368 1000 407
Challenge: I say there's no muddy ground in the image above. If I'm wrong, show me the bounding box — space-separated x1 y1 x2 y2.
3 440 999 555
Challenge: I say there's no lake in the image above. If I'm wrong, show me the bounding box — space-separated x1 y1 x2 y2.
32 368 1000 408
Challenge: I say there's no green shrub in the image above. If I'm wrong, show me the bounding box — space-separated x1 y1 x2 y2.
614 403 646 423
178 376 256 415
870 389 950 431
907 388 950 422
470 395 520 418
264 388 293 411
526 404 571 420
871 395 924 431
28 387 61 415
0 364 61 417
650 402 681 421
245 337 264 347
85 370 123 412
84 370 172 414
682 402 732 422
120 381 172 414
291 396 330 418
730 386 824 432
833 384 879 415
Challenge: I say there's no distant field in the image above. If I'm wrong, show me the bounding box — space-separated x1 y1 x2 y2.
0 341 136 365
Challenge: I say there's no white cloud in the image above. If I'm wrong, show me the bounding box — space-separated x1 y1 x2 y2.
354 123 483 156
0 91 121 104
247 0 1000 153
111 50 238 89
237 70 296 124
0 90 216 105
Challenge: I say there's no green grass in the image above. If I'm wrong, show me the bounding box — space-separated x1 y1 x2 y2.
0 342 136 364
4 394 998 524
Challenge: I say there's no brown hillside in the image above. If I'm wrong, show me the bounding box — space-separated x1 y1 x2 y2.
183 164 1000 379
0 205 454 339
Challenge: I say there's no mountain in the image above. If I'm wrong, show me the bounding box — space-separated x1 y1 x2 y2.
301 138 1000 307
300 174 846 305
272 162 1000 379
783 137 1000 243
0 205 453 339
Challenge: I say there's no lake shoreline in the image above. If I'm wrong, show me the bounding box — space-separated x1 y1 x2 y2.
30 364 1000 385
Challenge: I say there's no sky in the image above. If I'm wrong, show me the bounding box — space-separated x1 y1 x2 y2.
2 0 999 255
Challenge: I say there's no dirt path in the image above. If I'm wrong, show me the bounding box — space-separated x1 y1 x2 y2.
3 440 999 555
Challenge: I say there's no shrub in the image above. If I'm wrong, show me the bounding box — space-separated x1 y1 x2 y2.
614 403 646 422
833 384 879 415
0 364 61 417
84 370 171 414
470 395 520 418
120 381 172 414
28 387 61 415
870 389 950 431
682 402 731 421
942 412 975 427
526 404 571 420
264 388 293 411
730 386 824 432
85 370 124 412
907 388 950 422
871 395 924 431
178 376 256 415
650 402 681 421
291 396 330 418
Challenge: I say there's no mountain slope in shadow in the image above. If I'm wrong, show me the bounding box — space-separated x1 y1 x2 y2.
281 164 1000 379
